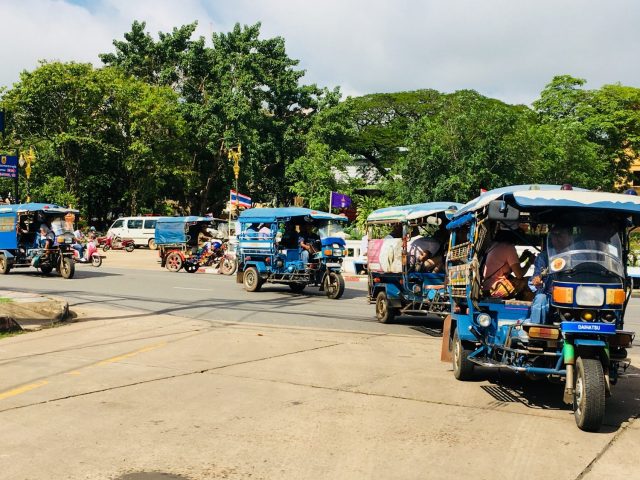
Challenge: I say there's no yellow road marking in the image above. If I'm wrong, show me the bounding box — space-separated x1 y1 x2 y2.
0 380 49 400
66 371 82 376
96 342 167 366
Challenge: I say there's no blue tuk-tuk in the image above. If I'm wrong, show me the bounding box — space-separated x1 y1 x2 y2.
236 207 348 299
0 203 78 278
366 202 462 323
154 216 234 274
443 185 636 431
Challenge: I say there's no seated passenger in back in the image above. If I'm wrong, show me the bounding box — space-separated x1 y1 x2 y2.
408 228 442 273
482 229 534 300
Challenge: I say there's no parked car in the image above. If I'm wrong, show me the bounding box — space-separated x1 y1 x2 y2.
106 216 160 249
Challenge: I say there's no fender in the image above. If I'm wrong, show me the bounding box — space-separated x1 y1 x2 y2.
0 249 15 265
374 283 403 308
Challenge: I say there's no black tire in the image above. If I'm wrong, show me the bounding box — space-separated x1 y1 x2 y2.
103 245 110 252
289 282 306 293
220 257 238 275
125 244 135 253
574 357 606 432
376 291 397 323
0 255 10 274
40 264 53 275
243 267 262 292
148 239 157 250
165 252 183 272
453 328 474 381
91 254 102 267
184 262 199 273
59 257 75 279
324 271 345 299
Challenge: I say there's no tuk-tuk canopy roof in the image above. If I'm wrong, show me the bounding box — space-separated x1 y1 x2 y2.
154 216 216 245
238 207 347 223
0 203 79 215
367 202 463 224
453 184 640 219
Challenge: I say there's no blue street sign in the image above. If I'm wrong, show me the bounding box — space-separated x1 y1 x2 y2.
0 155 18 178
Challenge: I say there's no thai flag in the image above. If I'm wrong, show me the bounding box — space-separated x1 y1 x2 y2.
230 190 252 208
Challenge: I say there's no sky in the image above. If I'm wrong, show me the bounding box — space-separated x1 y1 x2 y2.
1 0 639 105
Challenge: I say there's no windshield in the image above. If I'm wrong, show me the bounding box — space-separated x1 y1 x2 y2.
547 223 624 277
317 221 346 239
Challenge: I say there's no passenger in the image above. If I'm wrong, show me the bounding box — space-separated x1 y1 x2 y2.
299 223 320 265
258 223 271 238
408 228 441 273
34 224 55 250
482 229 535 299
197 225 214 251
72 228 85 258
280 223 298 248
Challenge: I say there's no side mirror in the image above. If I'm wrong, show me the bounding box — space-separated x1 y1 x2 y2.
487 200 520 221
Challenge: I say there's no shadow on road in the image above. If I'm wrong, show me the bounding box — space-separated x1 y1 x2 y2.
470 364 640 433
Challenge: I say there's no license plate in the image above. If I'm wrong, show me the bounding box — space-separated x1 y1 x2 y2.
325 263 341 268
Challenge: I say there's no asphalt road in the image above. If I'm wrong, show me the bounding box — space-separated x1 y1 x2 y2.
3 254 640 335
0 262 436 335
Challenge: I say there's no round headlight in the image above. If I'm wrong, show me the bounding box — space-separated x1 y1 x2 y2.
477 313 491 328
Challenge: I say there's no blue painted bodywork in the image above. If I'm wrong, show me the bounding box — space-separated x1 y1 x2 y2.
237 207 347 292
367 202 460 319
446 184 634 381
0 203 79 272
154 216 213 245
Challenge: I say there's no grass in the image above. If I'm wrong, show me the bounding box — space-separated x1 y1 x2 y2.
0 330 23 339
0 297 14 304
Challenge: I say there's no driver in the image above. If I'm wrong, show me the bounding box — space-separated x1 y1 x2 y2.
530 225 572 292
299 223 320 265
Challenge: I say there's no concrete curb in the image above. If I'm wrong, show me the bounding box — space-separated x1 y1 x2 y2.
0 291 69 331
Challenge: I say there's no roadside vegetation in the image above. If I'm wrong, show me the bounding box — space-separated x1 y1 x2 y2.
1 21 640 222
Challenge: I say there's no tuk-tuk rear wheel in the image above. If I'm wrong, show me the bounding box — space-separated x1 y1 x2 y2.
289 282 306 293
574 357 606 432
0 255 10 274
125 244 135 253
165 253 183 272
376 291 396 323
453 328 474 381
243 267 262 292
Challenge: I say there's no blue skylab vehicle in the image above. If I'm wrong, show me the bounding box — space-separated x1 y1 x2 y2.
443 185 636 431
366 202 462 323
0 203 78 278
236 207 348 299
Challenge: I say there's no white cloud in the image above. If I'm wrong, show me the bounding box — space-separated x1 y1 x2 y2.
1 0 639 104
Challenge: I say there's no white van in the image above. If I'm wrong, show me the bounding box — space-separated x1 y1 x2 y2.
107 216 161 249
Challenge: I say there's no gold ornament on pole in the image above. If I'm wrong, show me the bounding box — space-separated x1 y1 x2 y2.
18 146 36 202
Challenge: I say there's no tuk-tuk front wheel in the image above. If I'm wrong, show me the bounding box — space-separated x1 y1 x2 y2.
184 263 199 273
324 271 345 299
376 291 397 323
0 255 10 274
453 328 474 381
59 257 75 279
243 267 262 292
574 357 606 432
125 244 135 253
165 252 183 272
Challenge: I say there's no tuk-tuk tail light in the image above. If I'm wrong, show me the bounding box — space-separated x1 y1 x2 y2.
552 286 574 304
528 327 560 340
606 289 625 305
